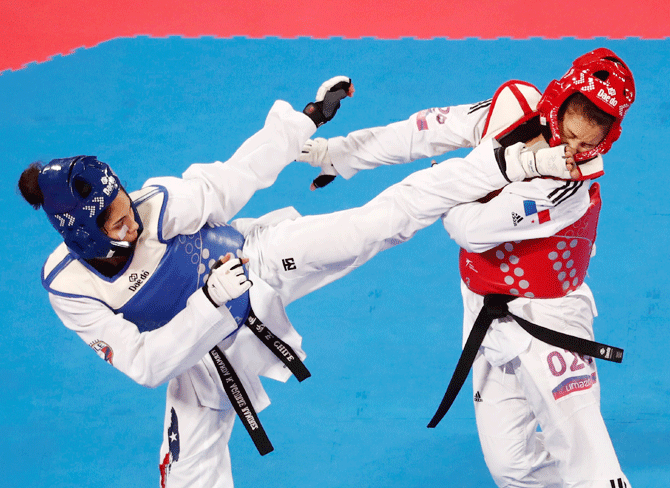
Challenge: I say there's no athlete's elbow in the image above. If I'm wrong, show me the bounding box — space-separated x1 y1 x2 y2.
128 368 169 389
129 374 160 389
455 235 497 254
459 224 501 253
139 377 164 389
463 240 498 254
448 227 486 253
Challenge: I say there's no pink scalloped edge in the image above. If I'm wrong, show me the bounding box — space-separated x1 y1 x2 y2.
2 0 669 74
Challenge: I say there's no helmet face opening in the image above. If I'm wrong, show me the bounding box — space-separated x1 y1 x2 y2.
39 156 143 259
537 48 635 162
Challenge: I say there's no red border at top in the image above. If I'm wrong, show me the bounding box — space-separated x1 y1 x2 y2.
2 0 669 73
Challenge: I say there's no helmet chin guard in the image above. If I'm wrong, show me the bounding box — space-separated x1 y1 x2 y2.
537 48 636 165
38 156 143 259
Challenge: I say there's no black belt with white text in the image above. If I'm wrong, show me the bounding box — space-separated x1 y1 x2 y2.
209 308 311 455
427 294 624 428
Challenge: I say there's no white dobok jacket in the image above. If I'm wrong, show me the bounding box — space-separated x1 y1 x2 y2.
42 101 316 413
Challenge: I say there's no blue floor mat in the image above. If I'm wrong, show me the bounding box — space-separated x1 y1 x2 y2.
1 37 668 487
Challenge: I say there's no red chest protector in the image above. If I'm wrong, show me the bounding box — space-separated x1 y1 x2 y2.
459 80 602 299
459 183 601 298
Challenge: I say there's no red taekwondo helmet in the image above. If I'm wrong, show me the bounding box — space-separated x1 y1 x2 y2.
537 48 636 163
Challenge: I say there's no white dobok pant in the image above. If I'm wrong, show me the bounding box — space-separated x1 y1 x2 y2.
464 290 631 488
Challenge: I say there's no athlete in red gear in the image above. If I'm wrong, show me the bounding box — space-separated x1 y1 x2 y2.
299 48 636 487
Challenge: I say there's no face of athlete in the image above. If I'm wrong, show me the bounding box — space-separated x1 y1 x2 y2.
558 106 608 155
102 191 140 244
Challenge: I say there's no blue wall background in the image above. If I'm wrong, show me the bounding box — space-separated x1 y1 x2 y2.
1 38 668 487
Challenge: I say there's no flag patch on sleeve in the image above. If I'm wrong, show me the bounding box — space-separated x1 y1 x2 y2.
523 200 537 216
523 200 551 224
538 209 551 224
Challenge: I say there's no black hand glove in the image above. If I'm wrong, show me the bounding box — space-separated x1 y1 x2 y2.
303 76 354 127
296 138 339 190
311 174 337 189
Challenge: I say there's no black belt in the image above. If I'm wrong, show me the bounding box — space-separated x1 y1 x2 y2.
209 308 311 455
245 309 311 382
427 294 624 428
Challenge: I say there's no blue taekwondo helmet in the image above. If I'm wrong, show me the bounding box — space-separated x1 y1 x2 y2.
38 156 143 259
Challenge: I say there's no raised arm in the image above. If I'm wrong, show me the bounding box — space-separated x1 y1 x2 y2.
146 78 354 238
442 179 591 254
298 100 491 188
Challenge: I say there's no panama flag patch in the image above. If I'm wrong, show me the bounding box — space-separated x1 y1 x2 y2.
523 200 551 224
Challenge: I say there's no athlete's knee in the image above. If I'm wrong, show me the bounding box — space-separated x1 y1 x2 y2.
485 457 539 487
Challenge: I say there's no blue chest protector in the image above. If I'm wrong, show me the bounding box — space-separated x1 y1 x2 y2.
118 223 251 333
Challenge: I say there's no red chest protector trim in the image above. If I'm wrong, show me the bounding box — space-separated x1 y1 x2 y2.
460 183 601 298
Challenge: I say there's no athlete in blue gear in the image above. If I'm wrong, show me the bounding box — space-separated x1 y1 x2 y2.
18 77 356 488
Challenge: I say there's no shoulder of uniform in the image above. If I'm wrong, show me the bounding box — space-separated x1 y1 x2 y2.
482 80 542 141
131 185 166 205
42 242 73 286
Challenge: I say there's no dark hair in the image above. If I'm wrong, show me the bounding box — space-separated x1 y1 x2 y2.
18 162 45 210
558 92 616 131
